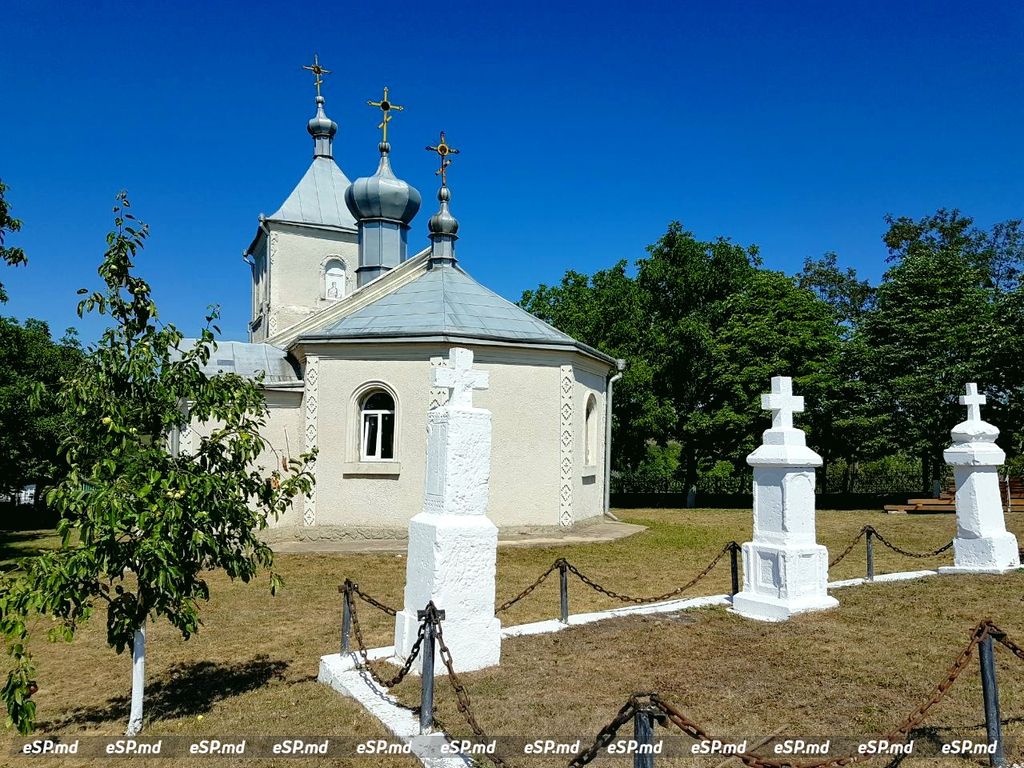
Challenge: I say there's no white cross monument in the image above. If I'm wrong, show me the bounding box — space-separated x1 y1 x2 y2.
939 383 1021 574
393 347 502 672
731 376 839 621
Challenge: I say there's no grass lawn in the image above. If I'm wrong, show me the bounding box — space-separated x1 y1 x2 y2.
1 508 1023 767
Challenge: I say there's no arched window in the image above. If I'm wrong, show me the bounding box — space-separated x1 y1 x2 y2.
361 390 395 461
584 393 597 466
323 258 346 301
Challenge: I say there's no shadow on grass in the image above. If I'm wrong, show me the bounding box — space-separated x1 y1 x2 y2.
0 529 59 565
39 656 289 729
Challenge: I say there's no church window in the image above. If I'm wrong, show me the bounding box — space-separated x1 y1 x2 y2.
361 390 396 461
323 258 346 301
584 393 597 466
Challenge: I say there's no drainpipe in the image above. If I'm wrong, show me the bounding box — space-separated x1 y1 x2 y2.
604 359 626 520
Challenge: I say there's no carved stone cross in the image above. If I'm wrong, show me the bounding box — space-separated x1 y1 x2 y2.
960 382 986 422
762 375 804 430
432 347 488 409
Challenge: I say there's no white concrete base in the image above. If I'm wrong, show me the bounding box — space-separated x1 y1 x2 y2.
394 513 501 673
731 590 839 622
731 541 837 621
940 532 1022 574
317 656 470 768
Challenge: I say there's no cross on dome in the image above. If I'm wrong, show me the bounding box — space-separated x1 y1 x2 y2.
761 376 804 430
302 53 331 98
426 131 460 187
367 86 404 145
432 348 488 409
960 382 987 422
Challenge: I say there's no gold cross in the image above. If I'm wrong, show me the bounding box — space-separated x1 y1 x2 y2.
426 131 460 187
367 86 404 144
302 53 331 98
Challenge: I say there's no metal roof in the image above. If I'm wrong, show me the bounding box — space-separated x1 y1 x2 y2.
268 157 357 230
179 340 301 383
301 263 610 361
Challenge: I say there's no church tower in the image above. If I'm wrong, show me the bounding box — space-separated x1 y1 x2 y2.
245 55 359 342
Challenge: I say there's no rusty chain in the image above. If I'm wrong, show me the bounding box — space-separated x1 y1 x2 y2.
339 579 399 617
567 695 640 768
495 559 562 614
345 588 426 689
869 527 953 559
431 615 515 768
647 620 994 768
990 622 1024 663
564 543 733 605
827 528 867 569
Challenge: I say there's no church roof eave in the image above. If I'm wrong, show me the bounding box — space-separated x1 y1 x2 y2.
293 332 617 368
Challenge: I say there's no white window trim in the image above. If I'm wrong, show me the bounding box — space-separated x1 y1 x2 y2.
361 407 394 461
350 382 401 467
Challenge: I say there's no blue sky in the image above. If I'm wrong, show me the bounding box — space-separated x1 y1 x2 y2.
2 0 1023 343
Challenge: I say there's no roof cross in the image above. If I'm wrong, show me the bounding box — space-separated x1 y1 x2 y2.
367 86 404 144
426 131 460 187
302 53 331 98
432 348 488 409
761 376 804 430
960 382 987 422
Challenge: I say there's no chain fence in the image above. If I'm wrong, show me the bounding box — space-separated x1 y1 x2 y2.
335 569 1024 768
344 587 425 689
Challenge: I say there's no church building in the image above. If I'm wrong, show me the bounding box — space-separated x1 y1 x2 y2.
199 69 622 541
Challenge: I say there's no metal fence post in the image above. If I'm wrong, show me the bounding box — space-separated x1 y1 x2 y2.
340 580 353 654
417 604 445 734
865 529 875 582
559 560 570 624
729 543 740 597
633 701 656 768
979 633 1005 767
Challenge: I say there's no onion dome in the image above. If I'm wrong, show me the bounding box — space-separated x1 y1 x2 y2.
344 143 422 226
307 96 337 159
428 185 459 237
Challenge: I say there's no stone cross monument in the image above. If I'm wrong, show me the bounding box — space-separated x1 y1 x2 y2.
940 383 1021 574
732 376 839 621
393 347 502 672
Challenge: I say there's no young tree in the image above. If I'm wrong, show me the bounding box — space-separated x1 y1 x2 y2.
0 179 28 303
0 194 314 735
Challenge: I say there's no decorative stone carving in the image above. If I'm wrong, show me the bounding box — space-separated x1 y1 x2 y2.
428 356 450 410
940 383 1021 574
303 356 319 526
559 365 574 527
394 348 501 673
732 376 838 622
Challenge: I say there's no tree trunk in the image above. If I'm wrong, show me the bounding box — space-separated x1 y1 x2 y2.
125 624 146 736
920 451 931 495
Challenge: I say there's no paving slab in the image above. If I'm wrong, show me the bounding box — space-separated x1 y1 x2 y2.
272 519 646 554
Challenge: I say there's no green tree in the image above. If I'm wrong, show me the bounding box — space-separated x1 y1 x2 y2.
0 179 28 303
636 222 760 488
859 210 1000 491
703 270 843 476
0 194 314 735
796 252 875 334
0 318 83 504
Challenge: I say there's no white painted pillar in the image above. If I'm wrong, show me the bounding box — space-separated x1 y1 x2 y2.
394 348 501 673
732 376 838 622
940 383 1021 574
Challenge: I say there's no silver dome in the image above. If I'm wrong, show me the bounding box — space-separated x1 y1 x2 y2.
344 147 422 226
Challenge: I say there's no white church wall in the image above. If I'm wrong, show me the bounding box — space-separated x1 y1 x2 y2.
184 389 306 528
267 223 358 337
282 342 607 536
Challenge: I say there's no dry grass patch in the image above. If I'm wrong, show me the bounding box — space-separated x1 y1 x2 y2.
0 508 1020 768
